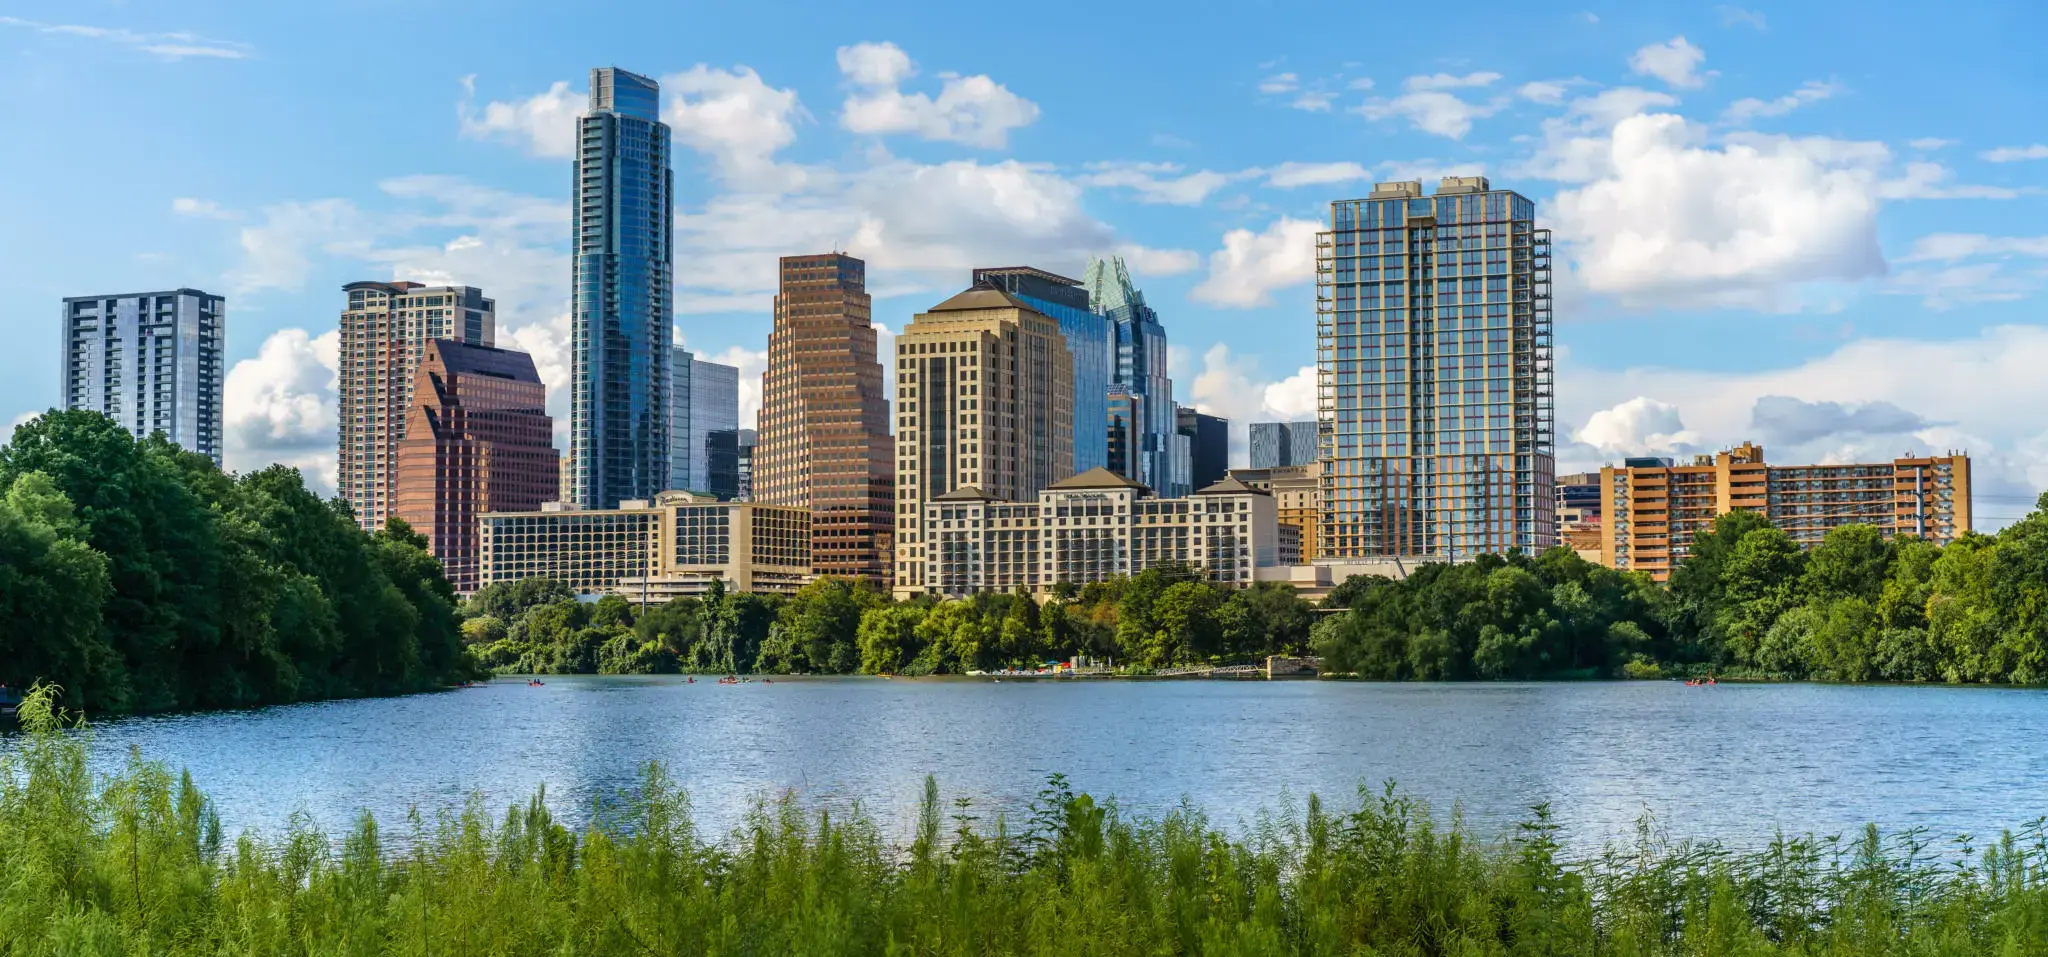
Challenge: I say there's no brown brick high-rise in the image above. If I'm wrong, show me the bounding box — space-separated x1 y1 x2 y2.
756 254 895 587
394 340 558 594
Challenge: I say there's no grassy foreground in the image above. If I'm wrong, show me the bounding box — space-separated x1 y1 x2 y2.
6 689 2048 955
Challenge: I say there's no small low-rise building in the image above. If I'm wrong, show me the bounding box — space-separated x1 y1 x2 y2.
919 467 1290 598
478 491 811 601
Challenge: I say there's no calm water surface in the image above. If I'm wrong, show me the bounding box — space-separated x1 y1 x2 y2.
37 678 2048 847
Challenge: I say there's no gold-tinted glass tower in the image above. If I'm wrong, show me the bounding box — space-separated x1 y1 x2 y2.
892 284 1074 597
755 254 895 587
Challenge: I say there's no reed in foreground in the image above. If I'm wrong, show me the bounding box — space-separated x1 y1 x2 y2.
5 686 2048 956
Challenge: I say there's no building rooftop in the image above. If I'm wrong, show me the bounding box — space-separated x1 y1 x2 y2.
1045 467 1148 491
924 284 1041 315
1193 475 1269 496
933 485 1000 501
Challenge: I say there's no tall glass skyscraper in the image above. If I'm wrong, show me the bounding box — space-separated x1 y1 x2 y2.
569 67 673 509
971 266 1110 475
1085 256 1179 495
1316 177 1555 560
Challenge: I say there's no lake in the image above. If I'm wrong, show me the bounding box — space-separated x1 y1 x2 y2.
33 677 2048 848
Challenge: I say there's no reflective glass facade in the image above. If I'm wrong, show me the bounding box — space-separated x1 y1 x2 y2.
1086 256 1179 496
569 67 673 509
1317 178 1555 559
689 357 739 497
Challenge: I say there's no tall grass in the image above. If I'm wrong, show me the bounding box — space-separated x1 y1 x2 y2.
6 683 2048 956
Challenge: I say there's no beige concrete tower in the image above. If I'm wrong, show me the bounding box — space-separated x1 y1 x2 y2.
892 284 1074 597
337 281 495 531
755 253 895 587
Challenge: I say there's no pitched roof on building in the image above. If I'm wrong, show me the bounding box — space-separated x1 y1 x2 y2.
1193 475 1268 496
1046 467 1148 491
924 284 1037 315
933 485 1000 501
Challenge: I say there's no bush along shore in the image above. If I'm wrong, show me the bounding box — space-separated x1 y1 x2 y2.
7 684 2048 956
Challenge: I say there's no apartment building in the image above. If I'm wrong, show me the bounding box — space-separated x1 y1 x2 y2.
1600 442 1972 580
338 281 495 530
920 468 1293 598
60 289 225 463
478 491 811 601
1316 176 1556 560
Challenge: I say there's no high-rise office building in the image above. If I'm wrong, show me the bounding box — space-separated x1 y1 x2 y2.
756 254 896 585
668 349 738 497
393 340 557 594
1317 177 1555 560
338 281 495 530
734 428 758 502
892 284 1074 597
569 67 673 509
972 266 1111 475
690 358 738 497
1085 256 1179 495
1249 421 1320 468
1177 406 1228 491
60 289 225 464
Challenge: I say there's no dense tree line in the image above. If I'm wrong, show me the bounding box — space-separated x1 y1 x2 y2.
1314 493 2048 683
0 411 477 713
462 565 1318 676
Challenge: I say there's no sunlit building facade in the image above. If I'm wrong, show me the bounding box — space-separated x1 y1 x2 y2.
337 280 495 530
1599 443 1973 581
479 491 811 600
756 254 896 586
1316 176 1555 560
973 266 1111 475
1086 256 1180 496
922 468 1291 598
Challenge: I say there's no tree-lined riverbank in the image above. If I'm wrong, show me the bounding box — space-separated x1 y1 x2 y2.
0 411 478 714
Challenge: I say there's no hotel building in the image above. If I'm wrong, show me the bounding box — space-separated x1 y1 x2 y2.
922 468 1294 598
60 289 225 464
1600 442 1972 580
338 281 495 530
478 491 811 601
1316 176 1555 561
892 284 1074 597
755 254 895 585
392 340 556 594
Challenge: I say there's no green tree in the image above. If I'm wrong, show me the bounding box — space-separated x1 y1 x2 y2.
0 472 117 705
857 604 926 674
1716 527 1807 665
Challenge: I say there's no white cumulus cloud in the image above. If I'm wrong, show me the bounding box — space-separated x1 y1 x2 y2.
458 76 580 158
1191 217 1322 308
1078 162 1235 205
836 41 1039 148
223 328 339 490
662 65 808 189
1629 36 1712 89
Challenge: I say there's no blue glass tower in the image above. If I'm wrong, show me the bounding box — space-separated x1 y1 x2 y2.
569 67 673 509
970 267 1111 475
1085 256 1180 495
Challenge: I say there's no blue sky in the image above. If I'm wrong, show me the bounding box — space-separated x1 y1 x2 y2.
4 0 2046 524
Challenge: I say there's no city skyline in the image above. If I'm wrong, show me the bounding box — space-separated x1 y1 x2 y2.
6 0 2046 529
